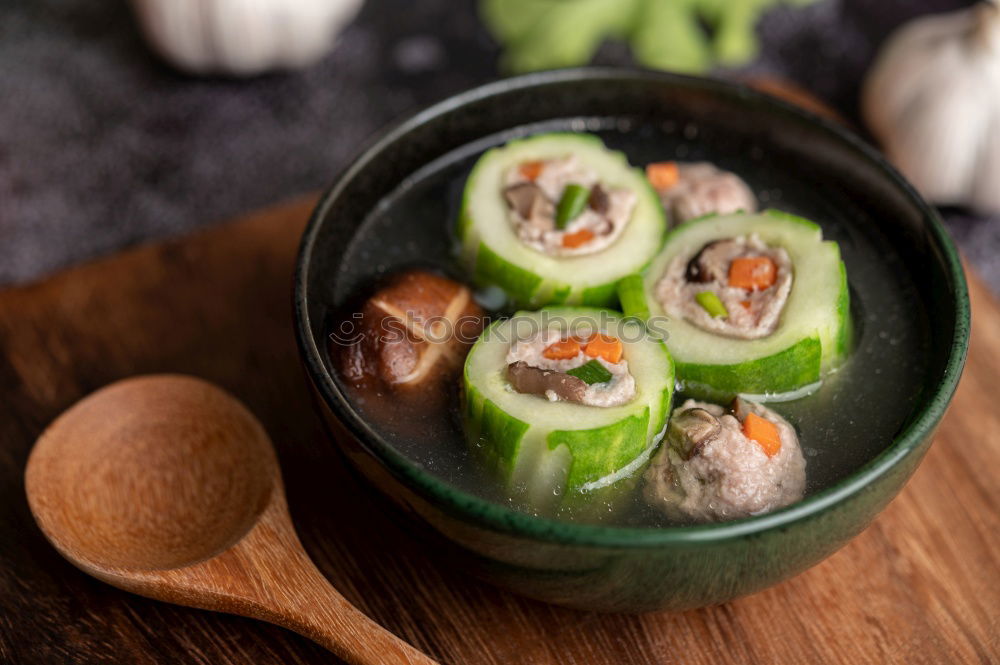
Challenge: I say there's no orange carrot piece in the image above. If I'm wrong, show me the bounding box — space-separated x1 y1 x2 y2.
729 256 777 291
519 160 543 181
543 338 581 360
740 300 752 310
646 162 679 190
582 334 623 364
562 228 595 248
742 413 781 457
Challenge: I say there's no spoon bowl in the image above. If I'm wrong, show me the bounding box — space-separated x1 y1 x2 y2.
25 374 436 665
28 376 275 571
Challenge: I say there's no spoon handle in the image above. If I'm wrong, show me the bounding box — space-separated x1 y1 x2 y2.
245 538 438 665
150 488 440 665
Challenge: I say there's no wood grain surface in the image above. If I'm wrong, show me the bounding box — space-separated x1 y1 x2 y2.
0 196 997 665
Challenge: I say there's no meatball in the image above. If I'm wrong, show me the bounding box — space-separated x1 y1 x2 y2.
652 162 757 225
644 398 806 522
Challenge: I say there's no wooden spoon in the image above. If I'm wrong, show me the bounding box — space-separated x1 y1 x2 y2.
24 374 438 665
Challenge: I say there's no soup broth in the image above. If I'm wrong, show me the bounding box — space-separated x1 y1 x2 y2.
327 120 930 527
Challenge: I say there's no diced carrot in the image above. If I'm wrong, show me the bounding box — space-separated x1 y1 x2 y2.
543 338 581 360
582 334 623 364
562 228 595 248
740 300 752 310
519 160 543 181
646 161 679 190
742 412 781 457
728 256 777 291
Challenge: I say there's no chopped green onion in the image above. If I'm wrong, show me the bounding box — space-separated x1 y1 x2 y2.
695 291 728 318
566 359 613 385
555 184 590 229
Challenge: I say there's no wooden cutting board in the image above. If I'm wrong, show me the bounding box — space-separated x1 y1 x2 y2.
0 195 996 665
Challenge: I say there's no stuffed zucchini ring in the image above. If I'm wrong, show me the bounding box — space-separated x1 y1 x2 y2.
618 210 851 400
457 133 666 308
462 307 674 512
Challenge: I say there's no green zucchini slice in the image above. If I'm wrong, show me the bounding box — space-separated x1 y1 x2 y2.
457 133 666 309
462 307 674 513
618 210 851 400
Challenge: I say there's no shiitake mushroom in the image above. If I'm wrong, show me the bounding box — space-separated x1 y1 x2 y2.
667 407 721 460
684 239 733 283
503 183 549 223
336 270 485 393
505 361 587 403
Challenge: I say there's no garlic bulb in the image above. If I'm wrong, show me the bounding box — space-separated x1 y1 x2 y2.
129 0 364 76
862 1 1000 214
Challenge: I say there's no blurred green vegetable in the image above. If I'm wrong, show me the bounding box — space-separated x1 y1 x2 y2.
480 0 818 74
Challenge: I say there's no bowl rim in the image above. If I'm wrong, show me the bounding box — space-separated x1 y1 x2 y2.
294 67 970 547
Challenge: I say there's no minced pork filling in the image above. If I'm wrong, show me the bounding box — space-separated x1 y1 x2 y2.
643 398 806 521
655 234 792 340
648 161 757 225
504 328 635 408
503 156 636 257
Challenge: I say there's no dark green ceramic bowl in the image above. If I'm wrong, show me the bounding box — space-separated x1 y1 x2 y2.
294 69 969 612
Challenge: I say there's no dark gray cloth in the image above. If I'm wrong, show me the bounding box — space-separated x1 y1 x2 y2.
2 0 996 292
